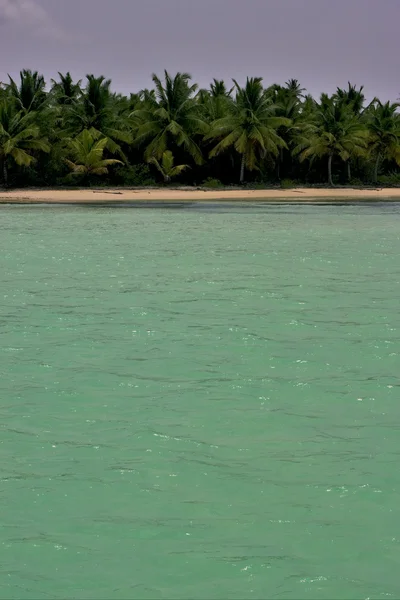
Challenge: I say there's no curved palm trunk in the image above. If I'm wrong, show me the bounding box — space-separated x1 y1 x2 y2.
347 161 351 182
328 154 334 187
240 153 246 184
374 154 381 184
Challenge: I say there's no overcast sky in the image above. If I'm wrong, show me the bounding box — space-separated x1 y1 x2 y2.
0 0 399 101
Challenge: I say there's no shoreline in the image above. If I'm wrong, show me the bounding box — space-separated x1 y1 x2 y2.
1 187 400 204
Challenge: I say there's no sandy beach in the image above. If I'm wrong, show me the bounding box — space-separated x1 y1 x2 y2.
1 187 400 203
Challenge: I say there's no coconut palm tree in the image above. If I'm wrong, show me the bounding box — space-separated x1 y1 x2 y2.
333 83 368 180
0 82 7 101
335 83 366 116
294 94 368 186
7 70 47 113
0 101 50 186
132 71 208 164
198 79 234 123
63 75 131 159
266 80 307 179
367 100 400 182
206 77 290 183
50 72 82 106
149 150 189 183
284 79 306 99
65 129 122 180
210 79 234 99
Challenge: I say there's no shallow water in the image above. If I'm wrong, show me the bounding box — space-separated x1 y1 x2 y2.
1 202 400 599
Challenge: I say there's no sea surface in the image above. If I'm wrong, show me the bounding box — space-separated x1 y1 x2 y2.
1 202 400 600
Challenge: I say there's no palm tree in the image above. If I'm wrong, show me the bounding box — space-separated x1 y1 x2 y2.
65 129 122 180
63 75 131 159
50 72 82 106
0 101 50 186
8 70 47 113
210 79 234 99
287 79 306 98
149 150 189 183
335 83 365 116
206 77 290 183
266 80 307 179
334 83 367 180
367 101 400 183
0 82 7 101
198 79 234 124
132 71 208 164
294 94 368 186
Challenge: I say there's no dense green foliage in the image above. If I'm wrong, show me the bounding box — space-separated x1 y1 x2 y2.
0 70 399 188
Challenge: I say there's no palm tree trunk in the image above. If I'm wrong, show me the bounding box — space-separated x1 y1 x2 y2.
240 153 246 184
374 154 381 184
276 147 283 180
2 160 8 187
347 161 351 182
328 154 334 187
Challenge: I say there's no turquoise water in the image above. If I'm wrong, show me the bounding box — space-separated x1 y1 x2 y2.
1 202 400 599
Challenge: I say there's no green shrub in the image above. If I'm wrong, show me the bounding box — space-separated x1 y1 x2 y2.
115 164 156 186
202 177 224 189
281 179 296 189
377 172 400 186
349 178 364 187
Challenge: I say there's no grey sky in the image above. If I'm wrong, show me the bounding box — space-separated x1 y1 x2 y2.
1 0 399 101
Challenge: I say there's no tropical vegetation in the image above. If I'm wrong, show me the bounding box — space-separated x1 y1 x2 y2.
0 69 399 188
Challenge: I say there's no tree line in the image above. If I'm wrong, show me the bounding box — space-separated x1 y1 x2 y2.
1 69 400 188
